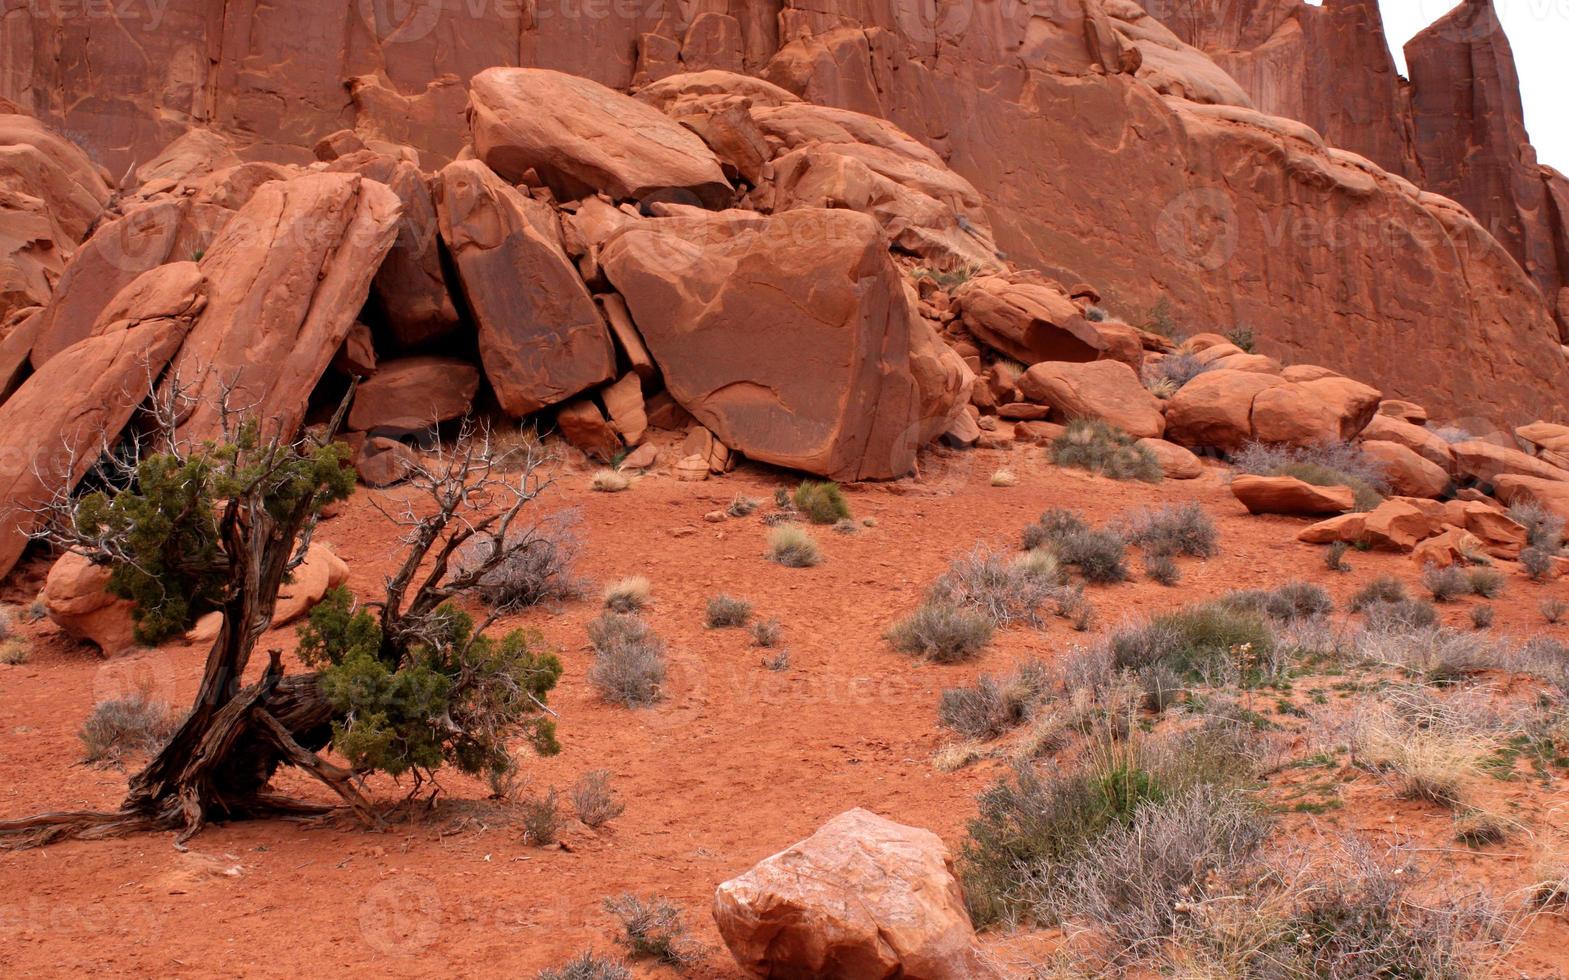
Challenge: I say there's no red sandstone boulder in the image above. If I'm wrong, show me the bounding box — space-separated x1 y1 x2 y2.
1517 421 1569 456
1138 438 1205 480
712 808 992 980
1360 498 1444 552
954 273 1142 368
353 436 419 488
1250 376 1381 447
1378 400 1429 425
1493 474 1569 521
601 208 956 480
42 552 138 657
435 161 616 416
1164 370 1285 452
557 399 621 462
348 356 480 434
167 173 400 444
602 373 648 447
1412 528 1486 569
1360 415 1456 473
1298 513 1367 544
1017 360 1165 439
1231 475 1354 516
469 68 732 207
1450 440 1569 486
1359 441 1449 499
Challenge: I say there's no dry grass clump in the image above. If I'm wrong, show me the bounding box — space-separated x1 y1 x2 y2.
1349 688 1499 808
792 480 850 525
1232 440 1388 511
1509 501 1565 550
725 495 760 518
1325 540 1351 572
929 545 1060 628
938 659 1051 741
570 770 625 829
79 689 180 763
1521 546 1555 582
537 951 632 980
1053 527 1130 584
766 524 821 567
1121 502 1218 559
1351 575 1407 611
1470 605 1495 630
888 603 994 663
1109 604 1277 688
0 637 29 665
602 576 650 613
1022 508 1090 551
990 468 1018 487
1144 552 1180 586
704 594 752 629
519 787 562 846
1467 567 1505 598
462 516 587 612
1222 582 1333 623
1422 564 1470 602
586 613 666 707
1050 420 1162 483
591 468 631 493
1542 598 1569 624
603 894 704 969
748 618 782 648
1141 350 1213 397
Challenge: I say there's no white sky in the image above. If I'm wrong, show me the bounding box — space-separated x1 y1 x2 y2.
1377 0 1569 173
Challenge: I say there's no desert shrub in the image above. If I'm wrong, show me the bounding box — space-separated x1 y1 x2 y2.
990 468 1017 487
538 951 631 980
0 638 27 664
1022 508 1090 551
748 617 782 648
586 613 666 707
603 576 650 613
1014 548 1063 583
78 689 180 763
1453 808 1511 846
929 545 1057 627
1509 501 1564 550
704 594 751 628
766 525 821 567
1521 546 1555 582
725 495 759 518
520 787 562 845
1231 441 1387 512
1050 420 1162 483
1470 606 1495 630
1349 689 1495 808
1431 425 1473 444
1543 598 1569 625
1084 305 1108 322
1224 325 1255 352
1325 540 1351 572
1422 564 1470 602
591 469 630 493
460 515 587 612
1123 502 1218 559
792 481 850 525
762 649 790 671
603 894 702 969
1054 528 1130 584
1110 605 1276 685
570 770 625 829
832 517 858 535
1145 553 1180 586
938 660 1050 741
1350 575 1407 611
1362 597 1440 633
1223 582 1333 623
888 603 994 663
1140 351 1213 397
1467 567 1504 598
1142 296 1177 338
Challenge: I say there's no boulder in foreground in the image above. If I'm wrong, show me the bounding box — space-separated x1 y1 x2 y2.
713 808 993 979
1231 475 1354 516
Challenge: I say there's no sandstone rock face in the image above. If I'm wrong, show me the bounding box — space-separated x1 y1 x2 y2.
1450 440 1569 487
955 274 1141 368
1017 360 1165 439
43 552 138 657
1493 475 1569 521
1231 475 1354 516
601 208 952 480
470 68 731 207
348 357 480 435
435 161 616 416
0 316 193 577
712 808 990 980
167 173 400 444
1413 527 1486 569
556 399 620 462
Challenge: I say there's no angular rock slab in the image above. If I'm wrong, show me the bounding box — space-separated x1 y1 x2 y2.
43 552 139 657
1231 475 1354 516
955 273 1141 368
469 67 732 207
436 161 615 416
348 356 480 435
1017 359 1165 439
600 208 947 481
712 808 992 980
0 316 194 577
167 173 401 444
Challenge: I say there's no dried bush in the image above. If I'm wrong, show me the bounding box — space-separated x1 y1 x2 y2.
766 524 821 567
1223 582 1333 623
587 613 667 707
1123 502 1218 559
1145 553 1180 586
461 514 587 612
78 689 180 763
1350 693 1490 808
1141 351 1213 397
1467 567 1504 599
603 576 650 613
1470 605 1495 630
1051 420 1162 483
1350 575 1407 611
1109 605 1276 685
537 951 631 980
1521 546 1555 582
1054 528 1130 585
938 660 1050 741
762 649 790 672
990 468 1018 487
1022 508 1090 551
704 594 752 629
520 787 562 846
591 469 631 493
1362 597 1440 633
792 481 850 525
725 495 760 518
929 545 1058 627
749 618 782 648
1422 564 1470 602
888 603 994 663
603 894 703 969
570 770 625 829
1232 441 1387 511
1543 598 1569 624
0 638 28 665
1325 540 1351 572
1509 501 1564 550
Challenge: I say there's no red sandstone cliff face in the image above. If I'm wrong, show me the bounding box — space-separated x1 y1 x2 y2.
1 0 1563 426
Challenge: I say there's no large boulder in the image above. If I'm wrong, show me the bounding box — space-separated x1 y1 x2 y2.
469 68 732 207
600 208 960 480
348 356 480 434
0 315 195 577
435 160 616 416
1249 376 1381 446
166 173 401 444
42 552 138 657
1360 498 1445 552
1359 440 1449 499
953 273 1142 368
1359 414 1456 473
1450 439 1569 487
1164 370 1285 452
712 808 991 979
1493 474 1569 521
1231 475 1354 516
1138 438 1205 479
1017 359 1165 439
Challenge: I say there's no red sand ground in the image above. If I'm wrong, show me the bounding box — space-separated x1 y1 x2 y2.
3 440 1569 977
